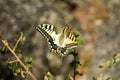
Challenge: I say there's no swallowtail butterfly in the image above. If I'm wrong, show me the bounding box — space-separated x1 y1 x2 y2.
35 24 78 56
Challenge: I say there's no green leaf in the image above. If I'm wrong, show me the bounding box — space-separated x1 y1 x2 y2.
25 57 34 64
25 57 34 69
93 77 97 80
76 39 83 45
1 45 7 53
20 32 26 43
74 33 80 38
113 53 120 64
13 45 17 50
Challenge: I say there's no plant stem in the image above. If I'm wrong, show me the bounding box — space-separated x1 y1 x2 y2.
73 50 77 80
2 40 37 80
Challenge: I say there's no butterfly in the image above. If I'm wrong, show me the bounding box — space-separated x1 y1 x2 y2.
35 24 78 56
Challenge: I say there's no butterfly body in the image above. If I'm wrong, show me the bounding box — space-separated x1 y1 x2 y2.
35 24 77 56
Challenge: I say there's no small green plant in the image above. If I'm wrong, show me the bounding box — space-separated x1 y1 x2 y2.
1 32 36 80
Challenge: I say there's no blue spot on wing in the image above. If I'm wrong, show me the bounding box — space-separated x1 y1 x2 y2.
52 44 58 50
48 38 58 50
61 47 67 53
49 38 54 45
48 38 67 54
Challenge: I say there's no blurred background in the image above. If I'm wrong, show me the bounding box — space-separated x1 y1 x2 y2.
0 0 120 80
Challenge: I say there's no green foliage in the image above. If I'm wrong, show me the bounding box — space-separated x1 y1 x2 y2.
113 53 120 64
1 32 36 79
106 77 116 80
7 60 26 79
13 45 17 50
74 33 80 38
25 57 34 69
76 39 83 45
13 32 25 51
1 45 7 53
20 32 26 43
74 33 83 45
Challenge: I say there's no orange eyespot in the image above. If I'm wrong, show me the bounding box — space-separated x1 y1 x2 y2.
57 47 61 53
57 47 61 51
